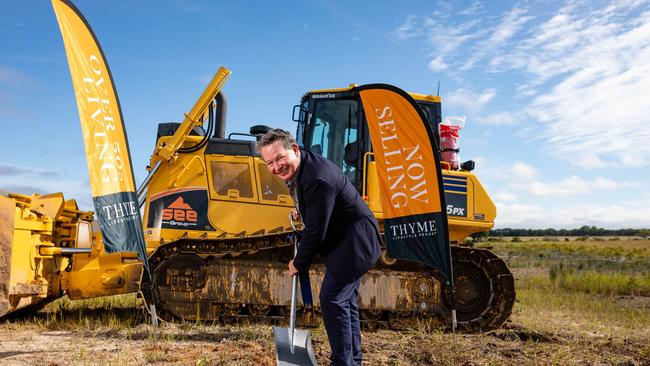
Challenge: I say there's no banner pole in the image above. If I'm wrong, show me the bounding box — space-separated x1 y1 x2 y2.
447 237 457 332
450 283 457 332
148 275 159 327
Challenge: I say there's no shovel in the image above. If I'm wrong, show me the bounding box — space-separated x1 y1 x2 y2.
272 218 317 366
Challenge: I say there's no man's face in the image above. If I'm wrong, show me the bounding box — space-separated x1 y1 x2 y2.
260 140 301 181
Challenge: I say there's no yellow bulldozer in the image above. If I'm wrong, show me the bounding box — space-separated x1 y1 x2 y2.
0 68 514 331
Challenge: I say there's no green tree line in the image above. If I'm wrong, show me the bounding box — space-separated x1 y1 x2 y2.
489 226 650 237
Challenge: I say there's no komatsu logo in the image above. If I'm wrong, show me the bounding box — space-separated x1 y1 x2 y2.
311 93 335 99
388 220 437 240
162 196 198 227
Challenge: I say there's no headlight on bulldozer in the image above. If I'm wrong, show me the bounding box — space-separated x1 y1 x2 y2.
76 221 92 249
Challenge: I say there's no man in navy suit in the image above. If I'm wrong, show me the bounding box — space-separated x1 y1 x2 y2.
258 129 382 366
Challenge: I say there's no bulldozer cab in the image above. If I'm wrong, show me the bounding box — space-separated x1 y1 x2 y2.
294 87 442 195
293 86 496 244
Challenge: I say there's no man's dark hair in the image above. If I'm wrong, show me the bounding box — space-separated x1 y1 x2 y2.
257 128 297 150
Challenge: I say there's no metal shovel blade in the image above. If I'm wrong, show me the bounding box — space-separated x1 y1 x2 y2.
273 232 316 365
273 326 317 366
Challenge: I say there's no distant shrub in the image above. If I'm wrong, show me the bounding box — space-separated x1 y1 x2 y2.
576 236 589 241
547 263 650 296
489 239 650 273
609 237 621 241
564 238 570 241
549 263 563 283
511 237 521 243
542 237 560 242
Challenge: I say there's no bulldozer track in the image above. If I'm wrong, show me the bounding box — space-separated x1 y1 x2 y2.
143 235 515 333
444 246 516 331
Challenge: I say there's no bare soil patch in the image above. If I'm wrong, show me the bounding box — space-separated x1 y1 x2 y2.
1 317 648 365
1 239 649 365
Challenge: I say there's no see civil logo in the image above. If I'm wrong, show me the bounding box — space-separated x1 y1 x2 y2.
162 196 198 225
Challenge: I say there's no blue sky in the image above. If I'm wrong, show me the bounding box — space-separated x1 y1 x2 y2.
1 0 649 229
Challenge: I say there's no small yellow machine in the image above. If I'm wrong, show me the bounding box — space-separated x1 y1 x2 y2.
0 193 141 316
0 71 514 331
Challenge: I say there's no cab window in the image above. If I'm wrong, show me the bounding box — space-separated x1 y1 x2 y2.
257 161 290 201
304 98 360 189
210 161 254 198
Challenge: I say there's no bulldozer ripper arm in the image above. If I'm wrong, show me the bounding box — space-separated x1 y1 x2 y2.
153 66 231 164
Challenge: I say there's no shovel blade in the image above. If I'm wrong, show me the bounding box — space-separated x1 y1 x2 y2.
273 326 317 366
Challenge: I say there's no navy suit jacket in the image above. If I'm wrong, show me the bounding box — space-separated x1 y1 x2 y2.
292 150 382 282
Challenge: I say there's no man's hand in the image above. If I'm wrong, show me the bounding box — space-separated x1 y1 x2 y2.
288 260 299 277
291 209 301 223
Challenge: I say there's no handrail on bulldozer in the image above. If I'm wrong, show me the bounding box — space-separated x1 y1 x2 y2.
361 151 375 199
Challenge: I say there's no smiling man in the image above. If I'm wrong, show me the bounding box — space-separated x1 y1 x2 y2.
258 128 382 366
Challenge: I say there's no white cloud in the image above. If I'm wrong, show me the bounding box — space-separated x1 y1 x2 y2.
496 198 650 229
592 177 619 190
0 164 92 209
511 161 538 182
488 7 533 45
428 57 448 72
445 87 496 113
476 111 519 126
424 18 485 59
459 1 485 16
529 176 590 197
487 161 640 198
0 164 61 178
394 1 650 168
476 89 496 105
572 153 607 169
393 6 533 71
513 174 638 198
392 15 423 40
494 191 517 202
0 178 92 210
463 6 534 69
502 4 650 168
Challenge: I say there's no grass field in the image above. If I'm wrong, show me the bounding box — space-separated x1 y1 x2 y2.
0 238 649 365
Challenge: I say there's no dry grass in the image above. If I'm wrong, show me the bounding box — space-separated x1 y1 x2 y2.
1 238 649 365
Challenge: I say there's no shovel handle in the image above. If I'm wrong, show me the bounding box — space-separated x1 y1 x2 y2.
289 273 298 353
288 214 300 353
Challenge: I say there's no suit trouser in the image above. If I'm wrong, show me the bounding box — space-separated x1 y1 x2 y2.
319 271 362 366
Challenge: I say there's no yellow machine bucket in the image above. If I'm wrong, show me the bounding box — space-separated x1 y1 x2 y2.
0 193 144 318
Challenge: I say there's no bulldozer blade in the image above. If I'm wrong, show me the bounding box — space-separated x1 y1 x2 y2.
272 326 317 366
0 195 15 317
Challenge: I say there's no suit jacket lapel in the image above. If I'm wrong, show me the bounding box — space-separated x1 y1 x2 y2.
296 150 308 219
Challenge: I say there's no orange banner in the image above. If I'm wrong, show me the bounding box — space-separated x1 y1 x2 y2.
52 0 135 197
360 89 442 218
358 84 452 280
52 0 148 267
